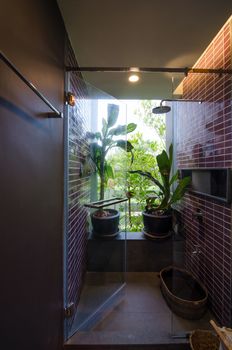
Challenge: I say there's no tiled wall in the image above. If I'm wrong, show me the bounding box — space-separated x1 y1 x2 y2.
65 41 92 330
175 18 232 325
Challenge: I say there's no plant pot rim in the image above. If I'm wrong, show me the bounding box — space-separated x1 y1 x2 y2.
142 210 172 219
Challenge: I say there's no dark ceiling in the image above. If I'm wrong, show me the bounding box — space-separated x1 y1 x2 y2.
58 0 232 99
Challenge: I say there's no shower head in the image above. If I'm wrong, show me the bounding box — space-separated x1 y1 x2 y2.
152 105 171 114
152 99 202 115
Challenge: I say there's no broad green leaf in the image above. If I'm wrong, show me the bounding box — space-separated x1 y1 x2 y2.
107 104 119 127
108 125 127 136
156 150 171 177
125 140 134 152
86 132 96 139
169 143 173 168
169 171 179 186
170 176 191 205
102 118 108 135
104 163 114 179
156 149 171 199
90 143 102 169
90 142 101 158
108 123 137 136
116 140 134 152
158 196 170 211
94 132 102 140
127 123 137 133
129 170 165 193
104 138 113 147
112 140 135 164
146 190 159 196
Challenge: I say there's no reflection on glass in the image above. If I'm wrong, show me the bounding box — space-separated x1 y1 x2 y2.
65 77 129 338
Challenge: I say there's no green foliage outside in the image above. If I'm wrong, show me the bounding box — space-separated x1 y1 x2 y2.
88 104 136 201
106 100 166 232
130 144 191 213
134 100 166 146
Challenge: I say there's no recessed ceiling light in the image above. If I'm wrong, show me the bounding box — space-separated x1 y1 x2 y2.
129 67 140 83
128 74 140 83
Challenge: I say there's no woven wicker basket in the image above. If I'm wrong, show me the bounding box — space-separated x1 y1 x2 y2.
190 330 220 350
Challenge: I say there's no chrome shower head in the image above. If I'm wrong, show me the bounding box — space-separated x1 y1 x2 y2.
152 105 171 114
152 99 202 115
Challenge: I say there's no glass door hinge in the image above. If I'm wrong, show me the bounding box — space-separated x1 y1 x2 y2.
64 302 75 318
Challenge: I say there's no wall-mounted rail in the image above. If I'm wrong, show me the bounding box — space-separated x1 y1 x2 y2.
0 51 63 118
66 66 232 75
84 197 128 209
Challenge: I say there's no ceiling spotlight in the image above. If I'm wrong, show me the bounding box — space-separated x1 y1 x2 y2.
128 67 140 83
129 74 139 83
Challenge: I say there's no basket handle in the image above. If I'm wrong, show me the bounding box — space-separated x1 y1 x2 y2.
210 320 232 350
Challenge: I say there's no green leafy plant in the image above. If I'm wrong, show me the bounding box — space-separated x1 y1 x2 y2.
130 144 191 214
107 98 166 232
88 104 137 200
108 132 164 230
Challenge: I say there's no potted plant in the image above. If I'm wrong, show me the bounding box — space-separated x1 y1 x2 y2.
129 144 190 239
88 103 136 238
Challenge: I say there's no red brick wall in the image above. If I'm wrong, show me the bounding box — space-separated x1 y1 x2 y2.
65 40 91 331
175 19 232 325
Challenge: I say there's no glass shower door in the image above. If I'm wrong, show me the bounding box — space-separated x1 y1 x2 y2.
170 98 214 338
64 75 128 340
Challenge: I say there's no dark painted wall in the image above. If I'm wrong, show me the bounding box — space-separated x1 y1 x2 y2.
0 1 65 348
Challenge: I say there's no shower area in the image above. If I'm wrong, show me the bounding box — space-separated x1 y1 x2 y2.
63 18 232 349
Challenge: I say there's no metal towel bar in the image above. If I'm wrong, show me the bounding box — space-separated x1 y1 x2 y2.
0 51 63 118
84 197 128 209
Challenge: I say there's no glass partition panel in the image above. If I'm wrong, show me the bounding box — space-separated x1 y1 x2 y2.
64 75 128 339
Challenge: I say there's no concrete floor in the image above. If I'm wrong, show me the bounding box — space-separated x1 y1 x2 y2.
70 272 124 335
66 272 213 348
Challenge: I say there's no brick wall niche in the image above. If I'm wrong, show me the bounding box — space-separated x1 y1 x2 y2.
175 17 232 326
